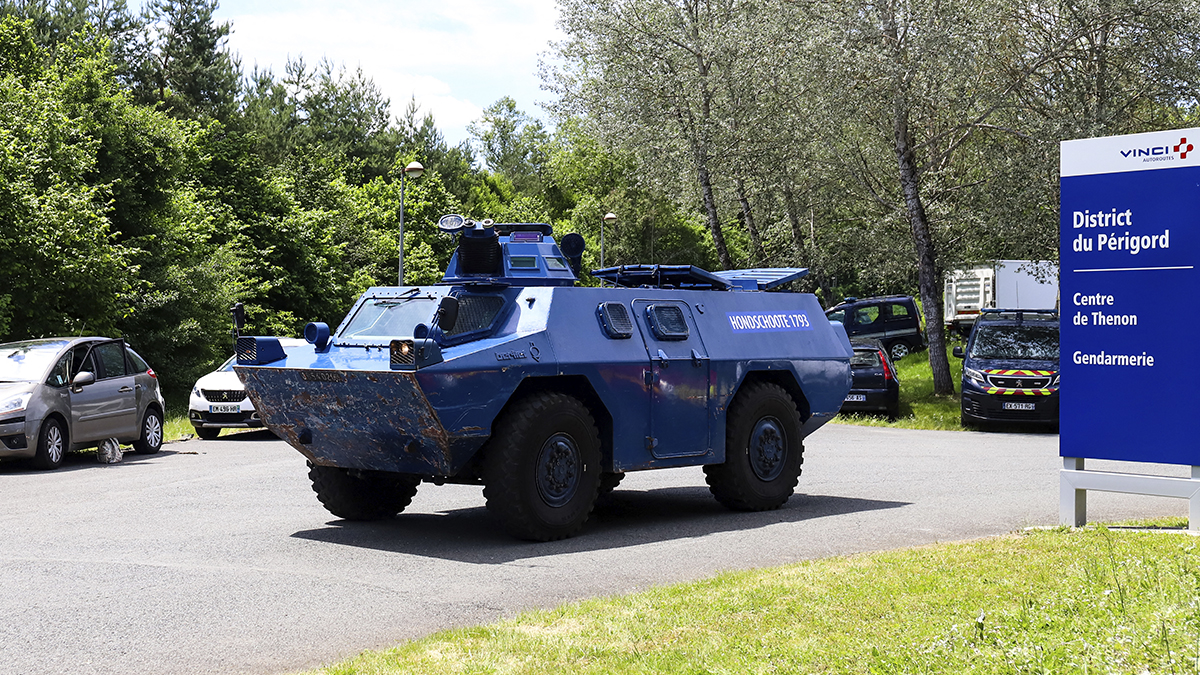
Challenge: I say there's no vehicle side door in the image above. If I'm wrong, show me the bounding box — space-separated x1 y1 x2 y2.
882 301 920 344
632 300 710 459
69 341 138 442
850 303 886 340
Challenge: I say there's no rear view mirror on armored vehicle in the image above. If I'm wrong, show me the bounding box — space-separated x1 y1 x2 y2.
436 296 459 332
230 302 245 331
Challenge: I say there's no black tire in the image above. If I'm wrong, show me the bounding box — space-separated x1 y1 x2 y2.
482 392 602 541
194 426 221 440
31 417 66 470
308 464 421 520
887 403 900 422
705 382 804 511
889 340 910 361
132 408 163 454
598 471 625 497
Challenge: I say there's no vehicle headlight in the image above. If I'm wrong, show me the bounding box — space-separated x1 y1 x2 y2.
1050 373 1060 387
0 392 32 416
964 368 986 386
192 386 201 398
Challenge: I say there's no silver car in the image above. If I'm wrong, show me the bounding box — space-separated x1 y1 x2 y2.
0 338 166 470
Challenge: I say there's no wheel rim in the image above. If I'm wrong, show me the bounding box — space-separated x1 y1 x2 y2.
535 432 581 508
46 424 64 464
748 416 786 482
145 414 162 448
891 343 909 360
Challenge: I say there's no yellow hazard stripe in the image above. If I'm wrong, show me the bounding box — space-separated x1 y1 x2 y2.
985 388 1056 395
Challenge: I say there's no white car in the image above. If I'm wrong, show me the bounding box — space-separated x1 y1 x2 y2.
188 340 306 439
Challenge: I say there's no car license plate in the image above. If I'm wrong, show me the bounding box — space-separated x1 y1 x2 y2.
210 404 240 414
1003 401 1035 411
844 394 866 402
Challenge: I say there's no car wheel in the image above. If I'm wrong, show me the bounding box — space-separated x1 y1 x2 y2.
482 392 602 541
309 464 421 520
889 341 910 361
705 382 804 511
194 426 221 440
960 410 975 429
31 417 67 470
132 408 163 454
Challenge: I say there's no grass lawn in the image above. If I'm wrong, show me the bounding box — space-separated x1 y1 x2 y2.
301 523 1200 675
833 342 970 430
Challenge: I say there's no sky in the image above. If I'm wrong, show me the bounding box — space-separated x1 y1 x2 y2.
144 0 567 146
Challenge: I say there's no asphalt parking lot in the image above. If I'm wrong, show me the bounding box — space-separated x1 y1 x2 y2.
0 425 1186 675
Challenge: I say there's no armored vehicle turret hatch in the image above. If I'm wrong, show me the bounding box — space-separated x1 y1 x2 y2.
235 215 853 541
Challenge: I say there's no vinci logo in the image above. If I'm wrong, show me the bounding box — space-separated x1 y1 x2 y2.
1175 137 1194 159
1119 137 1193 162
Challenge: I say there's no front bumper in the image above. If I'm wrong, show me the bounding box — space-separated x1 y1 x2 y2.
961 389 1059 424
189 409 263 428
0 415 33 458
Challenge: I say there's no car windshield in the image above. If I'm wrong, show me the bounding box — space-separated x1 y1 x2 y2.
0 340 69 382
851 349 882 368
340 295 439 339
970 324 1059 361
218 355 236 372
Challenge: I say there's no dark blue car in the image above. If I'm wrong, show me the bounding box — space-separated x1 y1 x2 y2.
841 338 900 420
954 309 1059 429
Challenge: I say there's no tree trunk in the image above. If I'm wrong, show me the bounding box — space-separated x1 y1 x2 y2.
893 99 954 396
736 179 766 266
696 151 733 269
882 0 954 396
782 185 807 264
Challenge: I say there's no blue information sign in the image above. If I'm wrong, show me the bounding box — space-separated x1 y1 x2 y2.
1060 129 1200 464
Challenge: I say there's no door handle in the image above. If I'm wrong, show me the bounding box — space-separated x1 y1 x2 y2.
656 349 669 368
135 384 142 390
118 386 133 393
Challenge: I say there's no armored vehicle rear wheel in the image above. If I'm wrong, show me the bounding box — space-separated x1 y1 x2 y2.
482 392 601 541
308 464 420 520
705 382 804 511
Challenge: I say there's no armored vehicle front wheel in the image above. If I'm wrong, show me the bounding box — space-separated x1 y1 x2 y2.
308 464 420 520
705 382 804 511
483 392 602 541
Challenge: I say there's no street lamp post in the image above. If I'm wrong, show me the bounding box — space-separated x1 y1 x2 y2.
399 160 425 286
602 212 616 268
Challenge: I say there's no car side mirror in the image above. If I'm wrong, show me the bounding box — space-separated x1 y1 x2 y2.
436 296 460 332
952 346 964 358
72 371 96 389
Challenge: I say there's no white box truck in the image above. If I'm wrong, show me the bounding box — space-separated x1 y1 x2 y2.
943 260 1059 336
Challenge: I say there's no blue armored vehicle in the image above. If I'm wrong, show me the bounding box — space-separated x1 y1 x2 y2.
235 215 853 540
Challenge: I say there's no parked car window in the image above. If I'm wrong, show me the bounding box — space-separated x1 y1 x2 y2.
826 309 845 324
854 306 880 325
93 342 127 379
851 350 882 368
126 348 150 373
0 341 67 382
887 303 910 319
970 324 1059 361
45 352 72 387
70 345 95 378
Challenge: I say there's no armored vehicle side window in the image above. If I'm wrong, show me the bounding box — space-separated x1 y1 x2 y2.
646 304 689 340
342 297 438 338
445 295 506 336
597 302 633 339
509 256 538 269
545 257 567 270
